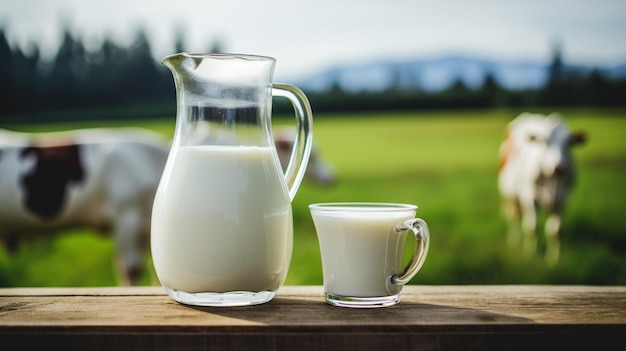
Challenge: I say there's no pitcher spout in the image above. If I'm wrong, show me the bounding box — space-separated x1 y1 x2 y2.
161 52 184 71
161 52 201 82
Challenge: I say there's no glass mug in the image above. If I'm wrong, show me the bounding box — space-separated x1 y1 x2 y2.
309 203 430 308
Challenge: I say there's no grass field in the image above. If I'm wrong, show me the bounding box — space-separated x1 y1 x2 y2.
1 107 625 287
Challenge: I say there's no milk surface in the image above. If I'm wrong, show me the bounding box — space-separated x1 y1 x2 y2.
151 145 292 294
312 210 414 297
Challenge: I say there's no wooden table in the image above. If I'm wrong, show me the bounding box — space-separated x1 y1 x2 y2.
1 285 625 350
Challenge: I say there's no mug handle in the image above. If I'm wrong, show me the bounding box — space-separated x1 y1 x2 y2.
272 84 314 201
392 218 430 286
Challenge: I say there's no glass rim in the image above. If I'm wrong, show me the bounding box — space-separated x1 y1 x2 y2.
309 202 417 212
167 52 276 62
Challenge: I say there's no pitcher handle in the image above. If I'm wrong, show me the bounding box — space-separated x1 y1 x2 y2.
272 84 314 201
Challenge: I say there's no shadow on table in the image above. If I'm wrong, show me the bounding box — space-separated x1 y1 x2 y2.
184 297 534 326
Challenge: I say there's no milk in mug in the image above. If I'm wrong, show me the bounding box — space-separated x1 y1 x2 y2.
312 209 414 297
151 145 293 294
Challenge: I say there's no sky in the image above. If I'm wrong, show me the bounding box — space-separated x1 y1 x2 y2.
1 0 626 81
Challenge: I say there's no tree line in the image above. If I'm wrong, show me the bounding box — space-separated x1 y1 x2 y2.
301 45 626 113
1 26 178 122
1 26 625 123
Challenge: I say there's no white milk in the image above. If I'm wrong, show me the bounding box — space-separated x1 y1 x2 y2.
312 210 414 297
151 145 292 294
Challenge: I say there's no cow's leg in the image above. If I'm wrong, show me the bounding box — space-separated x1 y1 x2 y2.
519 195 538 257
113 206 144 286
0 232 20 254
502 197 521 247
544 213 562 265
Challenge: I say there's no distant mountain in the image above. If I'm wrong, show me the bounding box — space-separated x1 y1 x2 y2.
293 55 626 93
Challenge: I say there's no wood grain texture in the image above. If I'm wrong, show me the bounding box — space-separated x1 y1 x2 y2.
1 285 625 351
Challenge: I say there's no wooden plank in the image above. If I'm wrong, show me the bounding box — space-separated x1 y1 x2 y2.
1 285 625 351
2 285 625 325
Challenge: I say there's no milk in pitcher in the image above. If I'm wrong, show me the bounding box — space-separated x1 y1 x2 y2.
151 145 293 294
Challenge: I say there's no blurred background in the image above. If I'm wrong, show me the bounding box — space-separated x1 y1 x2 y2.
0 0 625 287
1 0 626 120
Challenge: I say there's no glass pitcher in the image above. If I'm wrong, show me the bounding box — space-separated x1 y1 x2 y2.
151 53 313 306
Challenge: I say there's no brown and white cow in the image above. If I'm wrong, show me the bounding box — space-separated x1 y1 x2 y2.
273 128 337 186
498 113 586 264
0 128 170 285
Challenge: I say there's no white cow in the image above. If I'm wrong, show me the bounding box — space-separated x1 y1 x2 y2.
498 113 586 264
0 128 170 285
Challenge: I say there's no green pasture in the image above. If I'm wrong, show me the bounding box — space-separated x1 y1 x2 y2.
1 107 625 287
